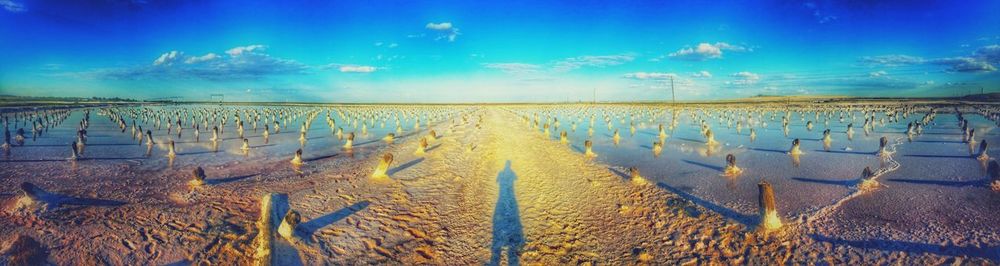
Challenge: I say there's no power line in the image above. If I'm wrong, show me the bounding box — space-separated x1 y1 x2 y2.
670 76 675 103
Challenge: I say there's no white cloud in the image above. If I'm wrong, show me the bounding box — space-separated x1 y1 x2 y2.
869 70 887 77
0 0 25 12
226 44 266 56
732 71 759 80
374 54 402 62
153 51 183 66
930 57 996 72
623 72 678 80
858 55 925 66
553 54 634 72
712 43 749 52
41 64 62 71
388 43 398 48
425 22 452 31
483 54 635 74
729 71 760 85
860 45 999 73
337 65 377 73
671 43 720 60
975 44 1000 62
184 53 220 64
692 70 712 78
95 45 307 81
426 22 460 42
803 2 838 24
483 63 541 74
443 31 459 42
668 42 750 61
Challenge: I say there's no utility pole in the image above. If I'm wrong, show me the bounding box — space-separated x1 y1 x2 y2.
670 76 675 104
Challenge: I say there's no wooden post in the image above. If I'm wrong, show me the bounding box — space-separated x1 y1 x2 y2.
758 181 782 230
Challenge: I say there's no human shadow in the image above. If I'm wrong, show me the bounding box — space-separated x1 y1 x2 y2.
791 177 860 187
298 201 370 239
655 182 757 228
490 160 524 266
809 234 1000 260
885 178 988 188
388 157 425 176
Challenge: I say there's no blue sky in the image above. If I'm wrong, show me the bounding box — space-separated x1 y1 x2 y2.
1 0 999 102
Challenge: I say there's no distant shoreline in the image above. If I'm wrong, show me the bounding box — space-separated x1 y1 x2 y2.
1 93 998 108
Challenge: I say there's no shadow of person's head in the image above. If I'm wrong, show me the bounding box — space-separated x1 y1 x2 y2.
498 160 516 182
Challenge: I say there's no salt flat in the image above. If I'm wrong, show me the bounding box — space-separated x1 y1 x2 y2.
1 102 998 264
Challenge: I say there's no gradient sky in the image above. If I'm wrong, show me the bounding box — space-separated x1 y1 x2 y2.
1 0 999 102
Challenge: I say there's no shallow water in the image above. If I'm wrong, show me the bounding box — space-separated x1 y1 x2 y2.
511 105 999 230
817 112 1000 244
3 105 459 166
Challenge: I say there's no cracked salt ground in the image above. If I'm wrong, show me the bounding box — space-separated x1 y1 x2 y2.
2 103 1000 264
